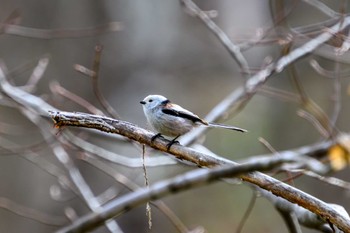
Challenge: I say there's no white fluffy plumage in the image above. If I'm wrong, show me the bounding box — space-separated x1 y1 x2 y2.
140 94 246 138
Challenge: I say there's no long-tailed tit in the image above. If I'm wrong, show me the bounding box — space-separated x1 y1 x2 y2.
140 95 246 148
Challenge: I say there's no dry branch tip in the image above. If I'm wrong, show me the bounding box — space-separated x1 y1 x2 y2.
48 110 62 128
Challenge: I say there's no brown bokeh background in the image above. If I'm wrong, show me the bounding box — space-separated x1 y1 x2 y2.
0 0 350 232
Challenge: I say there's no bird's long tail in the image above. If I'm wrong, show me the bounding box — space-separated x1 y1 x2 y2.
207 122 247 133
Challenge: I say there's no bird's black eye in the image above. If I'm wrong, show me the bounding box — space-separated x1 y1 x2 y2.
148 99 153 102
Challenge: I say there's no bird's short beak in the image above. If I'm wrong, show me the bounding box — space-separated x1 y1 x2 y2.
140 101 146 105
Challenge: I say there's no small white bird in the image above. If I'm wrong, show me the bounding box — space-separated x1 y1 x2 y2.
140 94 246 148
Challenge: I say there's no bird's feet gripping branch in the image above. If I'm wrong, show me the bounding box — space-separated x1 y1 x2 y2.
150 133 180 151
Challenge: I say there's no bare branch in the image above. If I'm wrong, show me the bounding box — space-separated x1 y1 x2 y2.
81 154 191 233
25 57 49 92
276 17 350 72
182 16 350 146
0 62 58 116
55 155 350 232
291 170 350 191
235 191 257 233
1 5 350 233
302 0 341 18
22 109 124 233
0 196 67 226
89 45 120 118
61 130 177 167
261 189 348 232
180 0 250 77
49 81 105 116
310 59 350 78
1 22 123 39
48 111 350 232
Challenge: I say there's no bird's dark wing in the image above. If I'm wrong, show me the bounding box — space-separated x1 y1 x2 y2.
162 107 207 125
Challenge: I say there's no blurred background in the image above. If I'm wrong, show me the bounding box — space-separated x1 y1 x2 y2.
0 0 350 232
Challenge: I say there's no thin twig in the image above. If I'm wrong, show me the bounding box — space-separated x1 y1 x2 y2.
239 0 299 51
25 57 49 92
0 138 79 196
91 45 121 118
309 59 350 78
297 110 330 138
302 0 341 18
61 130 177 167
49 81 105 115
142 145 152 229
0 196 67 226
276 17 350 72
258 86 301 103
330 58 342 132
235 190 257 233
259 137 295 187
81 154 190 233
292 169 350 190
180 0 250 78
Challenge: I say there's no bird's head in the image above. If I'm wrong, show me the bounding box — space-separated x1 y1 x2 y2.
140 95 169 110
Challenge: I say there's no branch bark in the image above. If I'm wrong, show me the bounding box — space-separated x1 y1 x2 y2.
49 111 350 233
